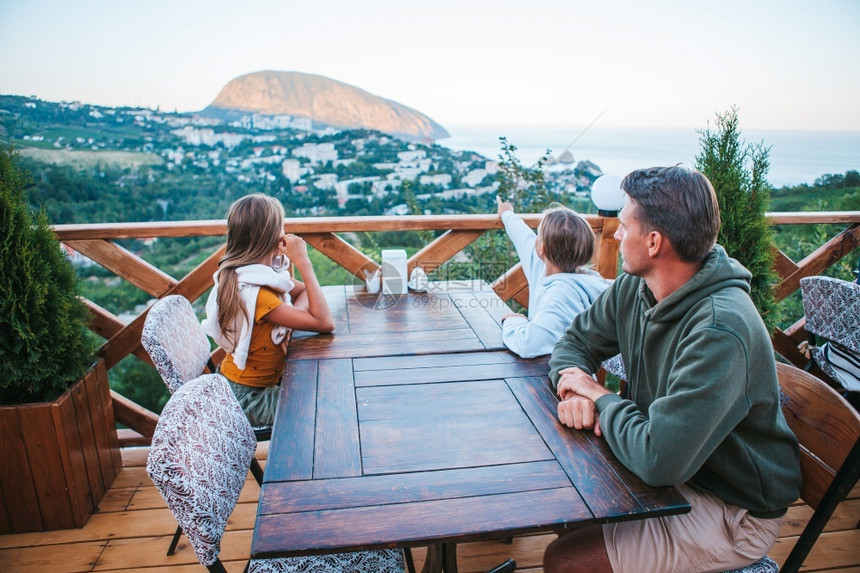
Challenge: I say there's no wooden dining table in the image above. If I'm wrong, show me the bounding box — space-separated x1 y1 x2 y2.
251 285 690 572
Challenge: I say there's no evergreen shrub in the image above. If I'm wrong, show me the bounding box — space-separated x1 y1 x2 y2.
0 146 97 404
696 108 779 333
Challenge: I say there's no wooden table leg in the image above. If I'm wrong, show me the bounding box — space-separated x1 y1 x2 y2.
421 544 443 573
443 542 458 573
420 543 458 573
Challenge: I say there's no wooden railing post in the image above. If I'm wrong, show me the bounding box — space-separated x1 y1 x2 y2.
595 216 621 280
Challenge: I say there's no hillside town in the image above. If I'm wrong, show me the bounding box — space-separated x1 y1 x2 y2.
2 95 603 219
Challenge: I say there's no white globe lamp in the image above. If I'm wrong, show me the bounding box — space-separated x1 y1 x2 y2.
591 174 626 217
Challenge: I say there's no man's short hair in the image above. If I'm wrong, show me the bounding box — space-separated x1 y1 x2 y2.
621 166 721 263
539 205 595 273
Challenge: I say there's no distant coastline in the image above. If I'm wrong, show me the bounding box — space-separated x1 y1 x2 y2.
438 125 860 187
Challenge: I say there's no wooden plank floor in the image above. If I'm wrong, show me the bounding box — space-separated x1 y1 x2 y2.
1 444 858 573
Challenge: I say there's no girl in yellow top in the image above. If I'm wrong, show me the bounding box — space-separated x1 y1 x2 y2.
202 194 334 426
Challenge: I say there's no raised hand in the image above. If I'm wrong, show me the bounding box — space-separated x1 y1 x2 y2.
496 195 514 216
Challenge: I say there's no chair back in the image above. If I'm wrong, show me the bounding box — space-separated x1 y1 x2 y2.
776 362 860 572
601 354 626 381
147 374 257 567
800 276 860 354
142 295 213 393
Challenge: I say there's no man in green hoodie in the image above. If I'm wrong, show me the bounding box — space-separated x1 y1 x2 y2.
543 166 801 573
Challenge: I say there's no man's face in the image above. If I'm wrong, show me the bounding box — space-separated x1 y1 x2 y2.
614 200 650 276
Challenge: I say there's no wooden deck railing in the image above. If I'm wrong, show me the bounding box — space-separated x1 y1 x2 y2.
53 211 860 443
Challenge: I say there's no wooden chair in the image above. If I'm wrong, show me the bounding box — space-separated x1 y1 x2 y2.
728 363 860 573
147 373 406 573
775 362 860 572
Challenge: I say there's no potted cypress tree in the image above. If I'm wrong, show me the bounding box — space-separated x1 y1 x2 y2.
0 146 121 532
696 107 779 333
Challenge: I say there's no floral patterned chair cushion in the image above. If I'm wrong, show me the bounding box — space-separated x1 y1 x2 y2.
801 276 860 392
801 276 860 353
147 373 405 572
723 555 780 573
601 354 627 381
147 374 257 566
141 295 212 394
249 549 406 573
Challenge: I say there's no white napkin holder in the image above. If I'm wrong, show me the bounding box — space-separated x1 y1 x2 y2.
381 249 408 295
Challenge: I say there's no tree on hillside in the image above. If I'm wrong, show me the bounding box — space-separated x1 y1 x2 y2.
696 107 779 332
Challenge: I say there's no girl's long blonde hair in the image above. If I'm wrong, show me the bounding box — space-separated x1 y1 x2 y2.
217 194 285 348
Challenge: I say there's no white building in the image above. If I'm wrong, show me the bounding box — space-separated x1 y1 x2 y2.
386 204 411 216
313 173 339 190
281 159 304 183
388 167 423 181
164 149 184 165
234 114 296 131
291 117 313 131
372 180 400 196
172 126 247 148
462 169 489 187
334 177 380 203
397 150 427 164
240 155 282 169
419 174 453 187
292 142 338 164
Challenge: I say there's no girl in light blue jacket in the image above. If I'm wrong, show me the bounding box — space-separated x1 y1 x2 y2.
498 197 610 358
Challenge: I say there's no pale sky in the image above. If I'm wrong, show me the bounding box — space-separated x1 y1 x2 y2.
1 0 858 131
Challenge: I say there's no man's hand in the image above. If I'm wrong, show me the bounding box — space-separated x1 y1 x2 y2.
556 367 610 435
557 367 612 403
557 395 602 436
496 196 514 216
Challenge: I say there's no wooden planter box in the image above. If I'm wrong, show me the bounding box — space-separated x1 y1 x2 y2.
0 360 121 533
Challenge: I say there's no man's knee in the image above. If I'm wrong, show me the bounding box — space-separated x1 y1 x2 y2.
543 535 565 573
543 526 611 573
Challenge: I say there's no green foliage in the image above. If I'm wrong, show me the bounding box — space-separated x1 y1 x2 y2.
447 137 558 287
436 137 561 289
696 108 779 333
305 247 357 286
770 171 860 329
402 180 434 246
109 355 170 414
450 230 516 283
771 170 860 212
0 146 98 404
495 137 552 211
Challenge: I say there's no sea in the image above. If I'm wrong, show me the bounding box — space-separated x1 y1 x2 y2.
437 125 860 188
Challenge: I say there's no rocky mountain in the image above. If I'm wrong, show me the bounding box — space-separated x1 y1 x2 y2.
203 71 449 142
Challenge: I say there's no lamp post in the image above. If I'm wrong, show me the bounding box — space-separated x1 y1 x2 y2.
591 174 626 217
590 174 626 279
